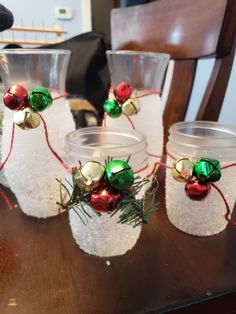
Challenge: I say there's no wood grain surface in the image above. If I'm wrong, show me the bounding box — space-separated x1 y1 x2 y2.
1 168 236 314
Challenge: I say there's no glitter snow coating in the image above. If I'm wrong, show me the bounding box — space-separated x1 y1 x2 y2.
2 96 75 218
69 204 141 257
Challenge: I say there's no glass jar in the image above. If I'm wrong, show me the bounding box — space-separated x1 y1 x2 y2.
0 49 75 218
105 50 170 175
166 121 236 236
65 126 148 257
0 82 9 187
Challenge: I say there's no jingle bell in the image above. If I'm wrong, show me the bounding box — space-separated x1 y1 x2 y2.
114 82 133 103
103 99 122 118
14 108 41 130
29 87 53 112
75 161 105 191
171 157 194 182
90 187 121 213
105 159 134 191
194 158 221 183
185 179 211 201
3 85 29 111
121 98 141 116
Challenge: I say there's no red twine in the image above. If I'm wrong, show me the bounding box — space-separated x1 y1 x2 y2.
0 190 14 210
52 92 68 101
134 164 149 175
39 113 71 172
211 183 236 227
109 87 161 97
0 123 15 172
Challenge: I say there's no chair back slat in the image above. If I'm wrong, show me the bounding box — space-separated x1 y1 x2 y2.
111 0 227 59
163 60 197 143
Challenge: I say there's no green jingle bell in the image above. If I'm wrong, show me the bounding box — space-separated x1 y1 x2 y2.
103 99 122 118
121 98 141 116
194 158 221 183
29 87 53 112
105 159 134 191
75 161 105 191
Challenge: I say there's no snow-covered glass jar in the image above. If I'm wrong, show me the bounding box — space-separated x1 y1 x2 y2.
166 121 236 236
105 50 170 175
0 49 75 218
65 126 148 257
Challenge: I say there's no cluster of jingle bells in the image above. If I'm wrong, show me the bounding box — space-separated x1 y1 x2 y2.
171 157 221 201
103 82 141 118
74 159 135 213
3 85 53 129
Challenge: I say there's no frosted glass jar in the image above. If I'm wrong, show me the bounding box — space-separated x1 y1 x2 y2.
105 50 170 174
0 49 75 218
0 88 9 187
65 126 148 257
166 121 236 236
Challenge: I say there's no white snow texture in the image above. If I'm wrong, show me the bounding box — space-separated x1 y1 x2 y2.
2 98 75 218
69 204 141 257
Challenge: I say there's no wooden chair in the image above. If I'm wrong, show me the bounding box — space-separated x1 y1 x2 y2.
111 0 236 142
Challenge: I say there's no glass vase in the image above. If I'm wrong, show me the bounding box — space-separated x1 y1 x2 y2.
166 121 236 236
105 50 170 174
0 83 9 187
65 126 148 257
0 49 75 218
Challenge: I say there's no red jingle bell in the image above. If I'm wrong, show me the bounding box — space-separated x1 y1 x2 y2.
185 179 211 201
3 85 29 111
114 82 133 103
90 187 121 213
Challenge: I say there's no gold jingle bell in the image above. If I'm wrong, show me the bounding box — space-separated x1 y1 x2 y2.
121 98 141 116
14 108 41 130
75 161 105 191
171 157 194 182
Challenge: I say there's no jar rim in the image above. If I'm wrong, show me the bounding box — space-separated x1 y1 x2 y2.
167 121 236 161
65 126 147 152
0 49 71 55
106 50 170 59
170 121 236 140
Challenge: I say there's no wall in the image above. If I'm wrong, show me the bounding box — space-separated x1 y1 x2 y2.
91 0 114 42
0 0 91 45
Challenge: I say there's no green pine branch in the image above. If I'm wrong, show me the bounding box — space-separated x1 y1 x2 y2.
56 163 157 227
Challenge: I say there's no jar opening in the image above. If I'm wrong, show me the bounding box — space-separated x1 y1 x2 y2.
0 49 71 55
65 127 147 166
172 121 236 139
168 121 236 161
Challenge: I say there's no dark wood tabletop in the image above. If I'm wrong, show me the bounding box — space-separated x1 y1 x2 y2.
1 169 236 314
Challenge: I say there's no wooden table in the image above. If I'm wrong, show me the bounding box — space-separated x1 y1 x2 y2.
1 169 236 314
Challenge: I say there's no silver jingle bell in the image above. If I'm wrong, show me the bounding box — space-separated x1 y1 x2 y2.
75 161 105 191
121 98 141 116
14 108 41 130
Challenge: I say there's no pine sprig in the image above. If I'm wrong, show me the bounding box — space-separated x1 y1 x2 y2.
111 198 157 227
56 161 157 227
56 167 101 225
